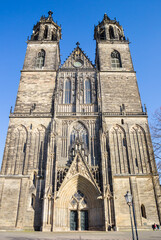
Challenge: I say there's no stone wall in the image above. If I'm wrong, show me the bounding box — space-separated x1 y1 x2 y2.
23 42 60 70
98 42 133 71
14 72 56 113
113 176 160 229
99 72 142 112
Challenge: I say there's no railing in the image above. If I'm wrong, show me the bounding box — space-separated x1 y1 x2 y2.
10 110 147 118
56 112 99 116
56 104 98 116
57 104 74 113
79 104 98 113
10 112 52 118
103 111 147 116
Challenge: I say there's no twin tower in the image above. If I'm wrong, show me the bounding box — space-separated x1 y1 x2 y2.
0 11 160 231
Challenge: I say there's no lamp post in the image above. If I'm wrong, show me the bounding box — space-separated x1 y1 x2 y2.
125 191 135 240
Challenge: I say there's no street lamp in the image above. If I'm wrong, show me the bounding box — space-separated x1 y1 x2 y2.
125 191 135 240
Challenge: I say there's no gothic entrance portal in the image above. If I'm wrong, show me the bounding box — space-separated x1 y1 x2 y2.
70 191 88 231
54 175 103 231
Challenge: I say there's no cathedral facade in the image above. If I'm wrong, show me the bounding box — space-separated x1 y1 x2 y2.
0 11 161 231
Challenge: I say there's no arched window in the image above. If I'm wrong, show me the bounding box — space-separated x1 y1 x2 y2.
109 26 115 39
36 49 45 68
141 204 147 218
44 25 48 39
70 123 88 148
34 33 39 40
100 28 106 40
81 129 88 146
31 194 36 210
111 50 122 68
52 32 57 41
70 130 76 145
85 80 91 104
33 27 39 40
64 79 71 104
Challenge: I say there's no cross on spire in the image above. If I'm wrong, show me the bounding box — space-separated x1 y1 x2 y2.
48 10 53 18
76 42 80 46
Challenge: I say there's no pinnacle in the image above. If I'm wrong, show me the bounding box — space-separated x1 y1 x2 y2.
103 13 110 21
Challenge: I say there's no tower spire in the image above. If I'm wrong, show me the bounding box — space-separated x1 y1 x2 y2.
30 11 61 41
94 13 125 41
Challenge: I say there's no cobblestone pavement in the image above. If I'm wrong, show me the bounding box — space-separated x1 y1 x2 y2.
0 231 160 240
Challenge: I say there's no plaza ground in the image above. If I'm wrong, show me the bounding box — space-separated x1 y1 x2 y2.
0 230 160 240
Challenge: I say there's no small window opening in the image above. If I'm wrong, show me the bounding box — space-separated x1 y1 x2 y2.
33 172 37 187
135 158 138 167
123 137 126 146
141 204 147 218
121 119 124 125
31 194 36 210
23 143 26 153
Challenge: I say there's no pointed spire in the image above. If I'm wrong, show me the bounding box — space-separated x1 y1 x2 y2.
31 11 61 41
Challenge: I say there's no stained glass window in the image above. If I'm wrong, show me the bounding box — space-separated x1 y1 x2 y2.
64 79 71 104
71 198 77 206
85 80 91 104
70 191 87 211
70 123 88 148
74 191 84 201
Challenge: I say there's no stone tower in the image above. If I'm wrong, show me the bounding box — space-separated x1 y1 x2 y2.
0 12 160 231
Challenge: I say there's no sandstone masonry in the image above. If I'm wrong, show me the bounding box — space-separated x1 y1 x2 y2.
0 11 160 231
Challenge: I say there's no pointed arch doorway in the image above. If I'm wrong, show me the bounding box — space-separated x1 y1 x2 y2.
53 175 103 231
69 190 88 231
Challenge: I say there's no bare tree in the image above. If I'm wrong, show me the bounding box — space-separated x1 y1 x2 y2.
151 107 161 179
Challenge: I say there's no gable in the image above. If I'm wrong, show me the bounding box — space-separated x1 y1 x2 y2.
60 45 95 69
57 152 101 195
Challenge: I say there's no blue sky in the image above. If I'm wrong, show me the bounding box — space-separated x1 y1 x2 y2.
0 0 161 166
